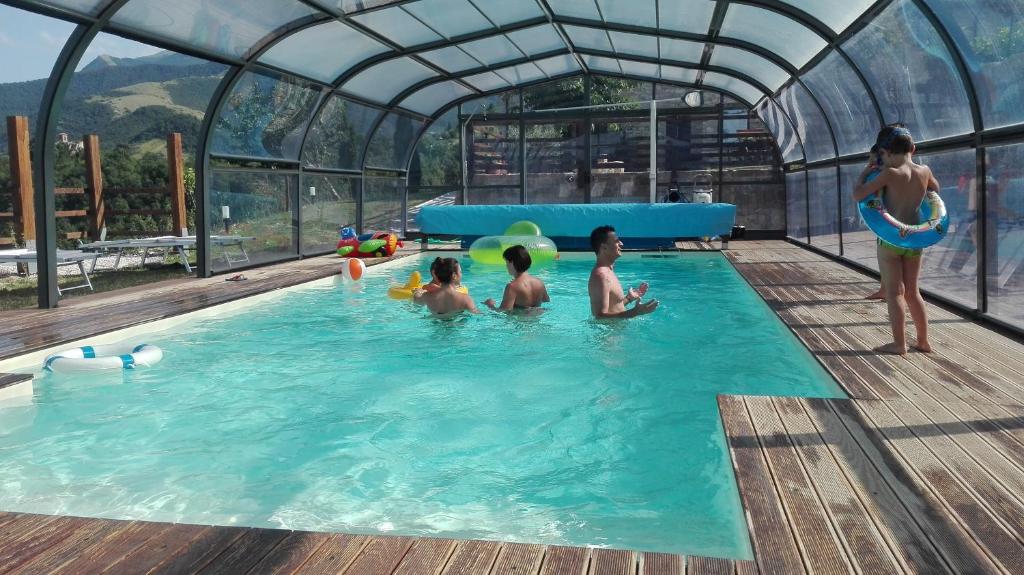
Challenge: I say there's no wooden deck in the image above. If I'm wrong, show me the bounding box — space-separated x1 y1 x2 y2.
721 241 1024 574
2 240 1023 573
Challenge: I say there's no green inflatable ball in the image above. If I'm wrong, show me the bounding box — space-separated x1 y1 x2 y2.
503 220 542 236
468 235 558 265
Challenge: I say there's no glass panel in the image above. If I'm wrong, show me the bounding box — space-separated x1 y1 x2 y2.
843 0 973 141
913 149 977 307
756 97 803 163
986 143 1024 327
659 115 721 202
470 0 544 26
709 45 790 92
341 57 437 104
923 0 1024 129
839 162 876 270
403 0 493 39
534 54 580 78
459 36 524 66
522 77 586 111
420 46 482 73
659 38 705 64
525 121 587 204
34 0 106 16
339 0 404 12
506 25 566 55
463 71 511 92
592 77 652 106
701 72 762 106
801 50 878 157
778 0 875 33
467 186 520 204
592 116 650 203
410 108 460 186
213 72 321 160
467 122 520 189
659 66 699 84
303 95 382 169
362 176 404 233
563 25 614 52
350 6 442 46
495 62 546 85
259 21 388 83
659 0 716 34
461 91 521 115
597 0 655 28
721 112 786 231
547 0 601 21
619 59 659 80
608 31 659 59
210 171 297 271
777 82 835 162
583 54 620 74
719 3 827 68
301 174 357 254
364 113 426 169
807 167 839 254
786 171 808 240
399 80 474 116
112 0 318 59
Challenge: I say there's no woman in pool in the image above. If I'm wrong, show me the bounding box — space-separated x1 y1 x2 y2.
484 245 550 313
413 257 480 315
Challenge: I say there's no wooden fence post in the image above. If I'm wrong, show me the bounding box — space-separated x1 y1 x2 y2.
8 116 35 246
83 134 104 240
167 133 187 236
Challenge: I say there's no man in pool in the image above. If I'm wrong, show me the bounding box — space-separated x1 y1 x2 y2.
412 257 480 315
588 225 659 319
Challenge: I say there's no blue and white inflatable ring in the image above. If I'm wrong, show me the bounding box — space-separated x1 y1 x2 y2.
44 343 163 373
858 170 949 249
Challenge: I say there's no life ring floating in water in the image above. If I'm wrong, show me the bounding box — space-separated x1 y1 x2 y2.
858 169 949 249
43 343 163 373
387 271 468 300
468 221 559 265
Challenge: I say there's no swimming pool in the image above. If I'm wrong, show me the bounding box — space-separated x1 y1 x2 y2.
0 252 843 559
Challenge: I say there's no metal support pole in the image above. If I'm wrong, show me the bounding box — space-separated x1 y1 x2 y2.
649 99 657 204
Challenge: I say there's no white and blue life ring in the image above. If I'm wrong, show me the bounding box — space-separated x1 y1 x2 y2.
858 169 949 249
43 343 163 373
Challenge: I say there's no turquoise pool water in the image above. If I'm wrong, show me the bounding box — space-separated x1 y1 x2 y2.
0 252 842 559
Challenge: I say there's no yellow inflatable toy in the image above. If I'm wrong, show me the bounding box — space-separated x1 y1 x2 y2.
387 271 469 300
468 221 558 265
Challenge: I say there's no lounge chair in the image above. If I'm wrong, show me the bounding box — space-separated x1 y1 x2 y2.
0 249 100 295
79 235 254 273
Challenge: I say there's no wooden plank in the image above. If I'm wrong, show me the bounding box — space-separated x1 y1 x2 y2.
194 527 290 575
0 515 93 574
440 540 502 575
0 373 31 390
340 536 415 575
245 530 332 574
54 187 85 195
392 538 457 575
718 396 806 575
167 133 187 236
290 533 368 575
490 542 544 575
7 116 34 241
9 519 130 574
84 134 104 239
101 523 215 574
146 525 248 574
743 396 852 575
541 546 589 575
638 551 681 575
587 548 634 575
683 555 732 575
105 187 170 195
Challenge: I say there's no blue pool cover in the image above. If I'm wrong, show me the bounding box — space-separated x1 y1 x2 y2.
417 203 737 248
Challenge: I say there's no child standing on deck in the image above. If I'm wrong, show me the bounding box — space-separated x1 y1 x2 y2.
853 126 936 356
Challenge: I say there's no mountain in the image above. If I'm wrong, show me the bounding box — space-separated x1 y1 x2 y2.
0 51 226 154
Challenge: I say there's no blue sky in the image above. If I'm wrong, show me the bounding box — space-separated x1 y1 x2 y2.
0 4 164 83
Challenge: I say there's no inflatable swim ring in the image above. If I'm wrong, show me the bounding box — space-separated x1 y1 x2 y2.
387 271 468 300
468 221 558 265
44 343 163 373
858 170 949 249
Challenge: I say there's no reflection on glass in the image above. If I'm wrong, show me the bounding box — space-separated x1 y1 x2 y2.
985 143 1024 328
526 122 586 204
301 174 357 254
839 162 876 270
777 82 835 162
756 98 804 163
303 95 381 170
787 171 808 240
213 72 321 160
801 50 878 157
701 73 763 106
923 0 1024 129
709 45 790 92
807 167 840 254
467 123 520 189
461 92 521 115
363 176 404 233
209 171 297 271
408 108 460 224
843 0 972 141
592 117 650 203
364 113 427 170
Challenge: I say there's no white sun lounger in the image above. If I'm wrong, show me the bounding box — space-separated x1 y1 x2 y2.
79 235 254 273
0 249 100 295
